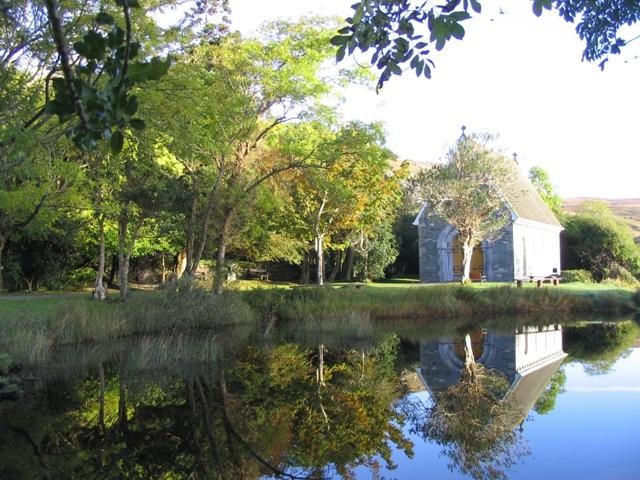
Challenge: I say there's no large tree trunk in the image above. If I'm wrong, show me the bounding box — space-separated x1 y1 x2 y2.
313 191 327 287
462 333 477 382
175 250 187 279
213 214 232 295
190 196 216 276
342 246 354 281
93 214 106 301
299 252 311 285
118 207 130 301
108 254 118 287
184 194 198 275
0 235 5 292
315 234 324 286
460 237 474 282
327 250 341 282
362 251 369 282
188 166 225 276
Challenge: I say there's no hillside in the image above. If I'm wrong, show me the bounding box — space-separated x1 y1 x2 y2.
563 198 640 237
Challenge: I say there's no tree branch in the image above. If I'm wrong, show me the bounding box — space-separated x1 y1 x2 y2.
44 0 89 130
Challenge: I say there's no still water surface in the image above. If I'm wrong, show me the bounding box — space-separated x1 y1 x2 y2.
1 317 639 479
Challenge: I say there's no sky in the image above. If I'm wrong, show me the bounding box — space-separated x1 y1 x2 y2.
173 1 640 199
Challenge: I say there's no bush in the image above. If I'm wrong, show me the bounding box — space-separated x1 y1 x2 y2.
562 202 640 282
604 264 640 287
561 270 593 283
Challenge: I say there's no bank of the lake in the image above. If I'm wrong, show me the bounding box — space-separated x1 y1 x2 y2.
0 283 637 352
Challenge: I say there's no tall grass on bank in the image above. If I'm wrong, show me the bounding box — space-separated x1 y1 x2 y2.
249 284 637 323
1 283 636 368
0 290 256 366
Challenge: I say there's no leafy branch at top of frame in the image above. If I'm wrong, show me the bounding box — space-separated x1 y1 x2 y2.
331 0 481 91
334 0 640 90
43 0 171 154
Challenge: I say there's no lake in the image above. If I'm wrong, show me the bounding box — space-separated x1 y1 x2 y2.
1 316 639 479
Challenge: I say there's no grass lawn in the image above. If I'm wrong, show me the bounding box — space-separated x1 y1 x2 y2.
0 280 636 368
0 279 636 321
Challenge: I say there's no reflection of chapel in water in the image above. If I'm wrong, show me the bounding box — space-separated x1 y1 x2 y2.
417 325 567 414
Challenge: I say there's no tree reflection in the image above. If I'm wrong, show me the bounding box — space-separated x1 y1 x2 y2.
564 320 639 375
0 334 411 479
411 333 528 480
533 368 566 415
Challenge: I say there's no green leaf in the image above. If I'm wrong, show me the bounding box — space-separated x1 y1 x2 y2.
450 11 471 21
532 0 543 16
450 23 465 40
110 130 124 154
82 30 106 60
51 77 69 100
353 4 364 24
129 118 145 130
95 12 115 25
44 100 74 117
108 26 125 49
336 45 346 62
127 57 171 83
128 42 141 59
116 0 140 7
330 35 349 46
125 95 138 115
388 63 402 75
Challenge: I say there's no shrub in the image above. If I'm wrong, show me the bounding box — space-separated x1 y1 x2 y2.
604 264 640 287
561 269 593 283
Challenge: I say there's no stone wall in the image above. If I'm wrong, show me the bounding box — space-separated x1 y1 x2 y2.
417 210 515 283
486 225 515 282
417 215 448 283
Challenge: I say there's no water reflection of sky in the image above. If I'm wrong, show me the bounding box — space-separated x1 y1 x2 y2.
357 348 640 480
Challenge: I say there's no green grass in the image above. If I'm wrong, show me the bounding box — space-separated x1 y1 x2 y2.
0 289 256 366
1 281 637 368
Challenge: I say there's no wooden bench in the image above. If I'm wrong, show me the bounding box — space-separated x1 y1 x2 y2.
247 268 269 281
515 276 561 288
469 272 487 282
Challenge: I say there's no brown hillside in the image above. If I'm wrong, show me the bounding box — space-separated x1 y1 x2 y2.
563 198 640 236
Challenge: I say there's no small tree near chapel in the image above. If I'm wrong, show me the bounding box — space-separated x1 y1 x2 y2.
418 131 515 282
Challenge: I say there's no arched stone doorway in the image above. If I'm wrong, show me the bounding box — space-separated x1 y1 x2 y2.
437 225 487 281
452 235 484 280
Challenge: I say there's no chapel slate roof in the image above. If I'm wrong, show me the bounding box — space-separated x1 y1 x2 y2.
501 163 563 228
503 355 567 426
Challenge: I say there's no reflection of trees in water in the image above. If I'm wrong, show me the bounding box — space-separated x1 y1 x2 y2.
0 334 411 479
533 368 566 415
564 321 639 375
409 333 530 480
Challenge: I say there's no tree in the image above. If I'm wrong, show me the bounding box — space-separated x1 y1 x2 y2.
335 0 640 89
562 201 640 282
280 121 401 285
141 20 353 293
410 332 528 480
0 334 412 479
533 368 566 415
564 321 640 375
417 132 514 281
0 138 79 291
528 166 562 217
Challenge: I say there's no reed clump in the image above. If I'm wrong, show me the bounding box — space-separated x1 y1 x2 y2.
0 289 255 366
273 284 635 323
